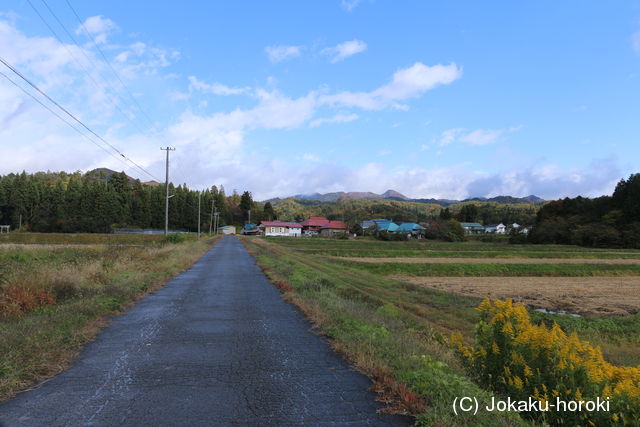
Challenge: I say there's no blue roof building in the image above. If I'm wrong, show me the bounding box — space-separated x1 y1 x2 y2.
396 222 427 232
376 221 399 232
361 218 391 230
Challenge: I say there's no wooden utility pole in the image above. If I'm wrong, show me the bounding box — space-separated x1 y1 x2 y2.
160 147 175 235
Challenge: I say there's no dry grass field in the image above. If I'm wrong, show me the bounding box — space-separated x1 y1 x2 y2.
395 276 640 316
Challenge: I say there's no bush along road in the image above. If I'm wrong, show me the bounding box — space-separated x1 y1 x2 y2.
0 236 409 426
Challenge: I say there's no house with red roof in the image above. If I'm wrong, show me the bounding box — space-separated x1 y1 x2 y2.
319 220 348 237
259 221 302 237
300 216 330 236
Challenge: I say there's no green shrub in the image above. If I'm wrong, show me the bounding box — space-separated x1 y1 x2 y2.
161 233 189 244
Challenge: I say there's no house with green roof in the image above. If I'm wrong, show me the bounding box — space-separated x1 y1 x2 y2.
459 222 485 234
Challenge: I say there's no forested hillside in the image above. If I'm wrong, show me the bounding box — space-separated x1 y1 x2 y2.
529 173 640 248
270 197 540 226
0 170 261 233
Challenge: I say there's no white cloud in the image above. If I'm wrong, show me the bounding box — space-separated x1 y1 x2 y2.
341 0 363 11
320 62 462 110
438 126 521 146
322 39 367 63
0 17 186 182
459 128 504 146
75 16 118 44
632 32 640 54
7 17 619 203
438 128 465 146
1 20 463 195
265 45 302 63
222 158 623 202
465 158 621 200
309 113 358 127
188 76 248 96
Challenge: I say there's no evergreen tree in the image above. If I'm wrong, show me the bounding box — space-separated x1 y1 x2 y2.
263 202 276 221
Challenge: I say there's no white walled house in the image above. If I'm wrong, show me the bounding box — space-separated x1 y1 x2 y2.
260 221 302 237
485 223 506 234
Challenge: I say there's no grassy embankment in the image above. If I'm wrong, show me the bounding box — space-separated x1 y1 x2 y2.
0 233 218 401
245 237 640 425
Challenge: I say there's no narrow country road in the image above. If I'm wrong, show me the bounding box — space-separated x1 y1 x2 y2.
0 237 410 426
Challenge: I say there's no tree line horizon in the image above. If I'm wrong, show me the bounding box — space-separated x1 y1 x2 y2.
0 169 638 248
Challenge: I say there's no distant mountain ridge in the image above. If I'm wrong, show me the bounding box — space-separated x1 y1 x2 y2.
268 189 544 206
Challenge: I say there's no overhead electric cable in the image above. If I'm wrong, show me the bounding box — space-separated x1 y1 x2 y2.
0 70 135 171
61 0 191 187
64 0 190 187
64 0 159 130
0 55 161 182
27 0 151 138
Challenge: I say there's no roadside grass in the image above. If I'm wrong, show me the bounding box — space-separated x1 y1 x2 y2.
243 237 528 426
0 232 168 245
0 236 218 401
338 260 640 277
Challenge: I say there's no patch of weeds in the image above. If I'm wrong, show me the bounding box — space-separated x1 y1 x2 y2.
161 233 189 244
99 297 122 311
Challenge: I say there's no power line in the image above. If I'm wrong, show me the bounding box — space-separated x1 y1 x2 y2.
30 0 151 139
0 55 161 182
62 0 192 188
38 0 181 185
0 70 135 171
64 0 159 131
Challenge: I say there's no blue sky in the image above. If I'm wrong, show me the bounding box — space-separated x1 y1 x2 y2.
1 0 639 200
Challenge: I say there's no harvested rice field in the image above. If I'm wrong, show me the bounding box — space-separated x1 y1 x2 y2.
395 275 640 316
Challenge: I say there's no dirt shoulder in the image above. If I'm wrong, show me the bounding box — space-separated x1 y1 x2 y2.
394 275 640 316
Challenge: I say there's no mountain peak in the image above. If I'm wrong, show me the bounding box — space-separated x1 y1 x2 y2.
381 189 408 200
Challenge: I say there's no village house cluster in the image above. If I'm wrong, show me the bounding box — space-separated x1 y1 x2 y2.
241 217 349 237
460 222 529 235
234 217 530 238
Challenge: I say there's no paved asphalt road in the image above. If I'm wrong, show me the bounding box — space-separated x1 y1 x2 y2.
0 236 411 426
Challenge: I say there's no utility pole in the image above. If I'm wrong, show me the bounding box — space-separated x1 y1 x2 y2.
248 209 251 226
160 146 176 235
197 191 201 239
209 198 214 235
